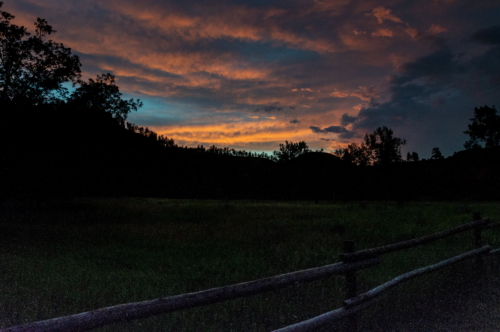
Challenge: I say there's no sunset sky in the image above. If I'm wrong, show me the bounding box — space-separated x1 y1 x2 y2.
8 0 500 157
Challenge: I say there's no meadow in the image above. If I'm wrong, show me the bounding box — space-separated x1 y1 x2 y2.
1 198 499 331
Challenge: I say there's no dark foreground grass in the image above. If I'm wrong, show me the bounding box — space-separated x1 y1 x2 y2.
0 198 499 331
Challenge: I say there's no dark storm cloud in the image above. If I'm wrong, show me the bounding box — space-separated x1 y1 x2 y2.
289 119 300 124
255 102 284 112
350 36 500 157
310 126 347 134
391 48 459 85
462 44 500 96
410 31 448 50
310 125 357 139
341 113 358 126
354 84 429 128
339 130 362 142
352 47 461 131
338 131 358 139
470 25 500 45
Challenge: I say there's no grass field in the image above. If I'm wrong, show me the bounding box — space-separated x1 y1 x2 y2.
1 198 499 331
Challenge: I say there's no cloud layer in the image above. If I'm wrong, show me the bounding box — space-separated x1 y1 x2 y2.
7 0 500 157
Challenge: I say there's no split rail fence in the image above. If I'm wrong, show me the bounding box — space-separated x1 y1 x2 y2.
2 212 500 332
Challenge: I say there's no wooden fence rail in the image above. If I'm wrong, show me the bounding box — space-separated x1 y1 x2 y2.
0 258 380 332
272 246 493 332
1 213 499 332
276 214 497 332
339 218 490 262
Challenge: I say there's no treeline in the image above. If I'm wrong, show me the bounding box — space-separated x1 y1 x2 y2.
124 121 276 159
125 120 323 161
333 127 452 166
333 104 500 166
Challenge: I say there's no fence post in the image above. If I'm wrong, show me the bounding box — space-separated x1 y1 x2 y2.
343 240 358 332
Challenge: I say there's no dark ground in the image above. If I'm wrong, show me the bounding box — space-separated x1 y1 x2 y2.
349 254 500 332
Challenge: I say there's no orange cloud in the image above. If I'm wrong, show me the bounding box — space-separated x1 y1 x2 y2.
350 86 379 101
329 86 379 101
340 29 394 53
154 120 311 146
369 7 404 24
330 89 350 98
352 103 367 111
427 24 448 34
405 28 419 39
132 101 361 153
101 1 339 54
149 106 359 150
12 1 323 89
371 29 394 37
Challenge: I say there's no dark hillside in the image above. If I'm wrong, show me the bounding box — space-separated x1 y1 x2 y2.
276 152 356 200
2 104 500 201
444 147 500 200
354 147 500 201
1 104 281 199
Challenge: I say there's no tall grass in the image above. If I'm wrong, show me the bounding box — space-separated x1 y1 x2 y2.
1 198 499 331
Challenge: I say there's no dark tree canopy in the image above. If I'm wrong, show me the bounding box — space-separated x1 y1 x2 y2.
0 2 81 105
273 141 310 162
431 147 444 160
69 73 143 126
338 142 372 166
406 151 419 162
336 126 406 166
464 105 500 149
364 126 406 166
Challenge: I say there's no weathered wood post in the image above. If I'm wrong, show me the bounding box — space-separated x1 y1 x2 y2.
343 240 358 332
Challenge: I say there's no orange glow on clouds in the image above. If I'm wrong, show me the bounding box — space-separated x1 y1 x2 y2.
372 29 394 37
8 0 497 156
369 7 404 24
427 24 448 35
145 107 358 152
101 1 338 54
154 120 312 147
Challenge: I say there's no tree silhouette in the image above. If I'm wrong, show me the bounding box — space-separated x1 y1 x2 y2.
273 141 310 162
431 147 444 160
364 126 406 166
0 2 81 105
464 105 500 149
69 73 142 126
336 126 406 166
337 142 372 166
406 151 419 162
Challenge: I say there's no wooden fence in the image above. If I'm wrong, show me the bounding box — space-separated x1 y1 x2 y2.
2 213 499 332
